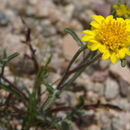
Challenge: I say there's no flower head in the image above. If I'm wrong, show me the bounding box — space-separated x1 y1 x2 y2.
81 15 130 64
113 4 130 18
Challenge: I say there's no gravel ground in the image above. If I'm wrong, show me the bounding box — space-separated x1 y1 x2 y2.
0 0 130 130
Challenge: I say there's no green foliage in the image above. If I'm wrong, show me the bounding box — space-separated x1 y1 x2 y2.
121 59 127 67
61 120 72 130
64 28 84 47
0 29 120 130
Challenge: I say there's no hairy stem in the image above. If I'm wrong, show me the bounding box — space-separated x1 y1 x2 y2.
58 53 101 90
57 45 86 89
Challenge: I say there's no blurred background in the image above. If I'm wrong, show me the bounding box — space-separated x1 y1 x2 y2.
0 0 130 130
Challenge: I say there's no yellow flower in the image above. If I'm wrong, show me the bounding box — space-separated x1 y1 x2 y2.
113 4 130 18
81 15 130 64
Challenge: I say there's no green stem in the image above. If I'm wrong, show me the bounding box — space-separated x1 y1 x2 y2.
1 76 28 105
61 53 101 89
64 28 84 47
57 45 86 89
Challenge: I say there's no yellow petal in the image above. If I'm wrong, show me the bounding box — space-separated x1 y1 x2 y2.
89 40 100 44
126 25 130 32
98 45 107 53
124 48 130 55
92 15 104 23
126 20 130 31
90 21 100 28
106 15 113 22
87 42 99 51
117 49 125 59
117 18 124 23
102 51 110 60
82 30 95 36
81 35 94 41
125 19 130 24
127 40 130 46
110 53 117 64
112 4 118 9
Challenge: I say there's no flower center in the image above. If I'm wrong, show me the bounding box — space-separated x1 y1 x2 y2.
96 20 129 52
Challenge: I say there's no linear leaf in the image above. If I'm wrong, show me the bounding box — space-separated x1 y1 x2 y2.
64 28 84 47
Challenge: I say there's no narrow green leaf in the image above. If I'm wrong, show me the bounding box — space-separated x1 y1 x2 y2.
7 52 19 61
76 96 84 109
61 120 72 130
0 58 8 63
22 92 38 130
3 49 7 58
44 82 54 94
43 90 58 111
0 83 25 101
0 120 13 129
0 63 4 67
33 65 48 102
34 66 48 90
45 54 52 67
0 52 19 63
64 28 84 47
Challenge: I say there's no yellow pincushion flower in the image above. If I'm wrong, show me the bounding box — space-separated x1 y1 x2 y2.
81 15 130 64
113 4 130 18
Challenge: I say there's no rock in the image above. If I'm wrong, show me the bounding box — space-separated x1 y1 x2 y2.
88 125 100 130
40 19 57 37
49 52 65 73
112 118 124 130
56 18 83 33
91 70 108 82
47 72 61 85
111 113 130 130
64 4 75 20
10 77 34 93
27 0 62 23
28 0 38 5
0 32 26 57
0 10 9 26
24 5 36 17
74 111 96 127
57 91 74 105
106 0 115 4
87 91 99 103
101 124 112 130
0 127 6 130
76 73 105 97
101 115 112 130
76 73 94 91
110 62 130 84
93 83 104 97
7 0 26 11
105 78 119 100
126 55 130 66
97 110 112 130
110 98 130 111
85 65 97 76
76 9 95 28
118 79 129 97
99 60 110 70
9 56 36 75
81 0 104 5
71 122 80 130
128 87 130 103
0 31 36 75
62 32 81 60
71 0 84 9
5 10 24 33
53 0 72 5
92 3 111 17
